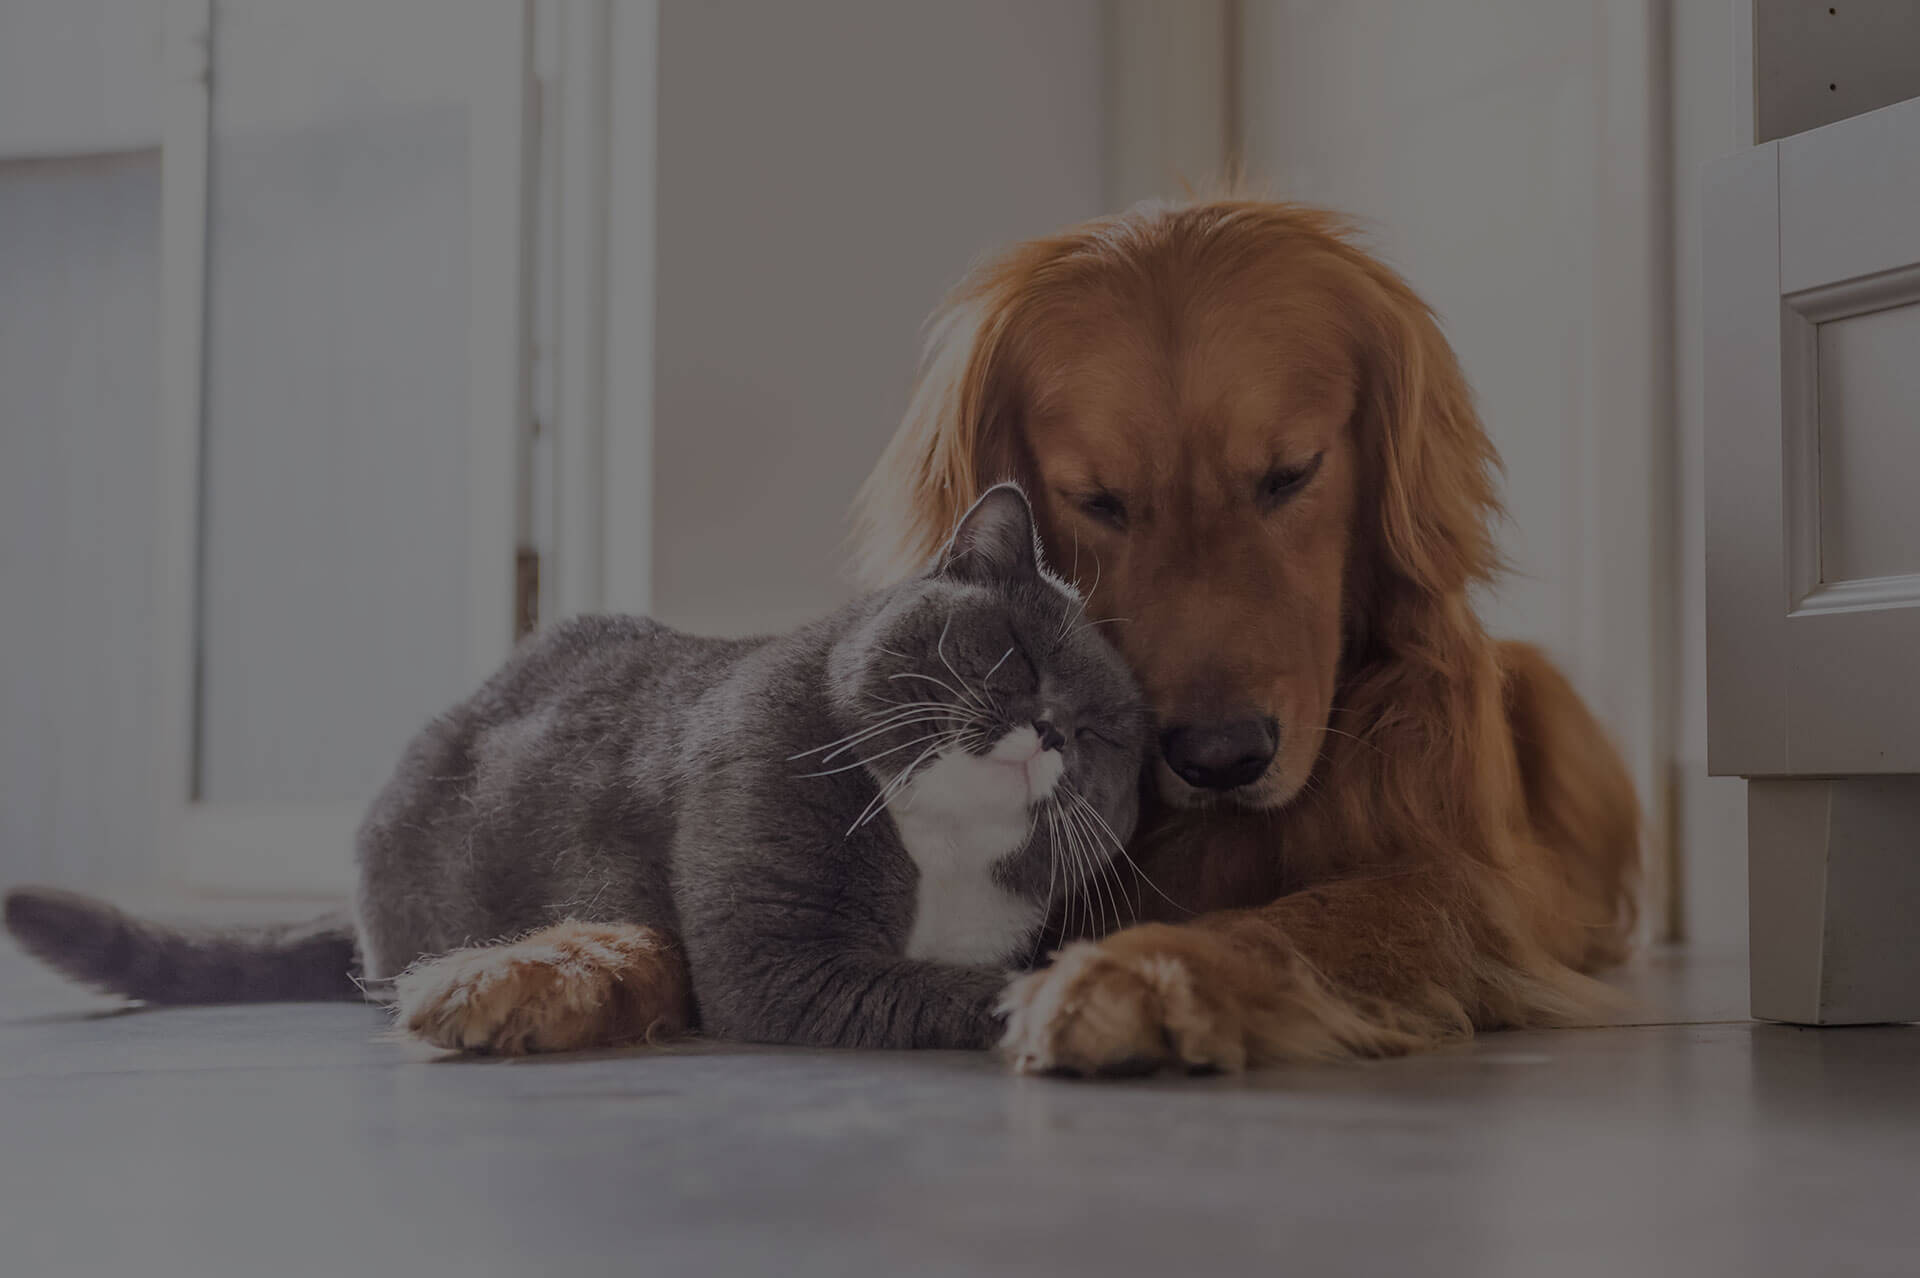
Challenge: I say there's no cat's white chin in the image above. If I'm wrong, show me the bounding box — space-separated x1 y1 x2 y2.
892 726 1063 822
981 725 1064 806
892 726 1060 966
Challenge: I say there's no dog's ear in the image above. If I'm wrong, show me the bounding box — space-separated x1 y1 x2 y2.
936 483 1040 585
849 259 1030 588
1356 263 1504 603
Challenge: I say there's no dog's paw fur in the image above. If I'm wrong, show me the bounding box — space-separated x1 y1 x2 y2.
998 939 1247 1076
394 922 688 1056
998 925 1436 1077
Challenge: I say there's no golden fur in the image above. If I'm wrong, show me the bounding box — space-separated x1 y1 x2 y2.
396 921 689 1056
854 199 1639 1072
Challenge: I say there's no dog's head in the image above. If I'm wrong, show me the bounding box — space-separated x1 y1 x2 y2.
854 201 1502 810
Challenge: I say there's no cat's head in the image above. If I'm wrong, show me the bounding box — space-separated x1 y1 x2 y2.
823 483 1150 909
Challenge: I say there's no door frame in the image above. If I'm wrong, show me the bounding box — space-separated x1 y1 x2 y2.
528 0 659 622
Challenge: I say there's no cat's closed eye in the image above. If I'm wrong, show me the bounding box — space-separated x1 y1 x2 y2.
983 643 1038 696
1075 725 1125 749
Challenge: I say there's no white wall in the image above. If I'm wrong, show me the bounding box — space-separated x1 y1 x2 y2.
1670 0 1748 951
649 0 1106 636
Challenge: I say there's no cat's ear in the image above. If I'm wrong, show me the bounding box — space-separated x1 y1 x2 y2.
937 482 1041 585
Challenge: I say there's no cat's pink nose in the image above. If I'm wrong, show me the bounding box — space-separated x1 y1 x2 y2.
1024 741 1065 797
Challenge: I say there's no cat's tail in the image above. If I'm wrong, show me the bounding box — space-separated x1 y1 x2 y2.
3 886 362 1004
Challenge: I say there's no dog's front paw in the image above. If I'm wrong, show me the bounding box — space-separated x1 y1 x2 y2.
998 932 1247 1076
393 922 687 1056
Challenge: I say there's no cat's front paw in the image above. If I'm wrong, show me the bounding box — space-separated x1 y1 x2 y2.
393 922 689 1055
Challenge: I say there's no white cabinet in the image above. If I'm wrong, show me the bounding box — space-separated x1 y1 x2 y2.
1705 91 1920 1023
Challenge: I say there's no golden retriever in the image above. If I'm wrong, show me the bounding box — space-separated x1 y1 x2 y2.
853 199 1639 1073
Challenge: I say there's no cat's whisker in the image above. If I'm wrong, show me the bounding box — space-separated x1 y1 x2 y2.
1026 801 1057 934
1066 785 1158 880
1061 805 1089 943
1055 795 1099 934
794 726 971 778
849 762 921 835
1059 796 1101 942
847 733 958 836
1040 799 1068 937
1089 805 1140 928
793 698 984 763
1056 547 1102 642
1039 802 1061 934
886 670 983 709
803 713 965 765
969 646 1014 717
1065 785 1189 917
865 698 973 717
838 729 959 823
1059 796 1111 931
1067 615 1132 638
790 705 956 760
1069 796 1129 932
1044 800 1086 943
935 614 994 714
858 698 986 734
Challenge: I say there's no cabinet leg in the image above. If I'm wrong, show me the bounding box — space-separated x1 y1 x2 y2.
1748 776 1920 1024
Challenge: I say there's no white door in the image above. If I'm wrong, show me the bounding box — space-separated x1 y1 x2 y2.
153 0 531 894
1705 94 1920 1023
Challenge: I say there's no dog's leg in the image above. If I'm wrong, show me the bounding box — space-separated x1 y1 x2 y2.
395 921 691 1055
999 872 1624 1075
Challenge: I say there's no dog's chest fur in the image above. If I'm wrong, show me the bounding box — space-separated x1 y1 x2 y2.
888 750 1042 967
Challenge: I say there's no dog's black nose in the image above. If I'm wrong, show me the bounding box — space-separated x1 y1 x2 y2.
1159 718 1278 791
1032 720 1065 752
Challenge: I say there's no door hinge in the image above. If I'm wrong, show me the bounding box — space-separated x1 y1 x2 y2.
514 546 541 640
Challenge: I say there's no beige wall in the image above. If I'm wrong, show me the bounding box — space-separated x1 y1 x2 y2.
650 1 1106 637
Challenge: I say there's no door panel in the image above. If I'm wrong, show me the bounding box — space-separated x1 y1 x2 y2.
199 0 477 803
152 0 528 892
1705 96 1920 778
0 154 161 888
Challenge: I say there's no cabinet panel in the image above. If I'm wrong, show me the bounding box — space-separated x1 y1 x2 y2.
1706 97 1920 777
1817 300 1920 586
1778 96 1920 294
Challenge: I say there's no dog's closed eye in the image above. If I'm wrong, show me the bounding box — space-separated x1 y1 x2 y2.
1075 489 1129 530
1255 453 1324 511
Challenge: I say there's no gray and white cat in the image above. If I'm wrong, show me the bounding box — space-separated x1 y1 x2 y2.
6 485 1148 1052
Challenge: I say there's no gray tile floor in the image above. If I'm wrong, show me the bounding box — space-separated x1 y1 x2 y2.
4 937 1916 1278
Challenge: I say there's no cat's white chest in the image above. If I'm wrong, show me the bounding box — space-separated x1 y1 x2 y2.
888 739 1052 967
